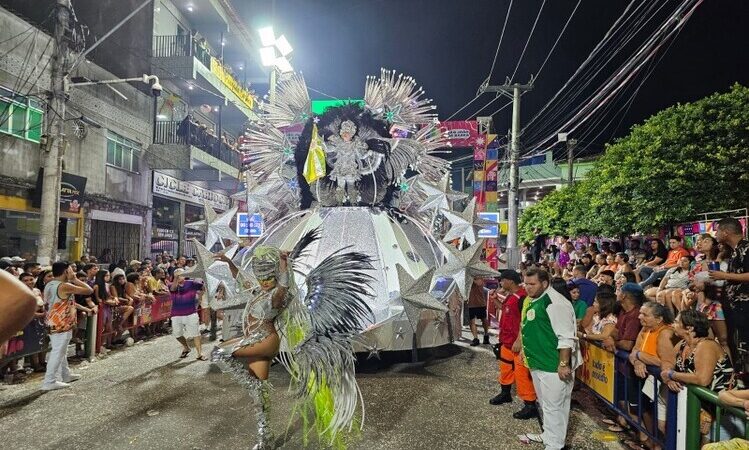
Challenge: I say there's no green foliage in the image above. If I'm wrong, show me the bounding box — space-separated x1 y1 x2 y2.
520 84 749 238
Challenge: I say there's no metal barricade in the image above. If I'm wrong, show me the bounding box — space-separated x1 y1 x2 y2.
685 386 749 449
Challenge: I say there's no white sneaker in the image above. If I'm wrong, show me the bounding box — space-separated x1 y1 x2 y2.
63 374 82 383
41 381 71 391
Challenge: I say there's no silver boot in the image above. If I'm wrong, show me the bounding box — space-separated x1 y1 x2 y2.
251 380 273 450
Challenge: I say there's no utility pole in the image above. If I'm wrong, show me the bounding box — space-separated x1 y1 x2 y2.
484 79 534 251
38 0 71 266
567 138 577 185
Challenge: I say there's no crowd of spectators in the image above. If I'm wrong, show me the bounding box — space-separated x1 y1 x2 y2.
0 250 212 389
176 114 242 157
501 217 749 448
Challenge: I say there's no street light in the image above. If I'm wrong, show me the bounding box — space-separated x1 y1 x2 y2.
258 27 294 104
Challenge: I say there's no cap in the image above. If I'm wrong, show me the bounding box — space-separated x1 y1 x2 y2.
10 256 25 263
173 268 185 277
621 282 644 294
0 256 12 263
499 269 522 284
129 260 141 266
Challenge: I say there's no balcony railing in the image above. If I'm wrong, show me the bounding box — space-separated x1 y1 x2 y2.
154 121 240 169
152 34 211 68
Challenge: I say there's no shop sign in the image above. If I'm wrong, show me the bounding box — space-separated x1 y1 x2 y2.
152 171 231 210
579 341 615 403
32 169 87 213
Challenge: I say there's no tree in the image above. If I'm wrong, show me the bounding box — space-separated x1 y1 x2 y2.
519 84 749 239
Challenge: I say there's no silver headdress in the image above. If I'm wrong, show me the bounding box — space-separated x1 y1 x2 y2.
339 120 357 136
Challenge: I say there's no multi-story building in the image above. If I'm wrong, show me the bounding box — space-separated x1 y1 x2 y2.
0 0 264 260
0 4 154 262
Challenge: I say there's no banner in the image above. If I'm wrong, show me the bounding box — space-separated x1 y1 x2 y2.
441 120 482 148
210 57 255 110
137 294 173 326
579 341 616 403
32 169 87 213
0 318 46 363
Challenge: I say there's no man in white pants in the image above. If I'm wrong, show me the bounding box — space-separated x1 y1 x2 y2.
42 261 94 391
519 268 582 450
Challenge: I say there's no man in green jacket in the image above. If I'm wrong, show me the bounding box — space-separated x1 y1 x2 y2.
519 268 582 450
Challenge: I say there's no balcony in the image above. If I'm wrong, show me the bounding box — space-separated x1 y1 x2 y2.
149 121 241 181
150 35 259 121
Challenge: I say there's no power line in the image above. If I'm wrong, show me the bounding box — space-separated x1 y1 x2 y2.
534 0 581 82
487 0 514 83
509 0 547 83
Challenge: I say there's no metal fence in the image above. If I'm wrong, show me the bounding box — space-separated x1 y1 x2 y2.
154 121 240 168
686 386 749 449
152 34 192 58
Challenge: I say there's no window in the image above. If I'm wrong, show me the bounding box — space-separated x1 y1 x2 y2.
0 87 44 143
106 130 141 172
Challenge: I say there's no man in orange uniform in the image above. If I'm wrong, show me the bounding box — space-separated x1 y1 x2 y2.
489 269 538 419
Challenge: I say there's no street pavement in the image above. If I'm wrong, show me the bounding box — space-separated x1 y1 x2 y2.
0 329 623 450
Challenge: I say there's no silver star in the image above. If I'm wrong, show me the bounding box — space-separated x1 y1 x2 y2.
231 178 279 215
204 206 240 250
441 197 494 245
395 327 405 340
435 240 501 300
184 203 217 234
418 176 468 214
395 265 447 332
185 239 239 303
366 344 382 360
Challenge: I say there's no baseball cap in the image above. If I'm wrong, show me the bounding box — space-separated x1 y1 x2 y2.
620 282 644 295
129 260 141 266
0 256 12 263
500 269 522 284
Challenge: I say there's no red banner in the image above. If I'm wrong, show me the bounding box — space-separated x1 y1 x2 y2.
441 120 482 148
137 294 173 326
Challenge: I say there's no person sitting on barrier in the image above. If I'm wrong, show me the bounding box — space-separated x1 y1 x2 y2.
661 309 735 440
109 273 135 338
579 291 617 343
717 388 749 418
628 302 676 449
634 239 668 283
645 255 693 313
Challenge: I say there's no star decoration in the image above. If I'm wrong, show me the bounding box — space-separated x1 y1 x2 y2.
200 205 239 250
282 144 295 158
366 344 382 360
395 265 447 332
475 136 485 147
435 240 501 300
418 176 468 214
185 239 240 305
440 197 494 245
312 116 320 124
395 327 405 340
383 104 403 124
399 181 410 192
184 204 217 234
232 177 279 215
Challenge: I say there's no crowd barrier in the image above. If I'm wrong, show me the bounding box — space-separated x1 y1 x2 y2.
579 340 748 449
0 317 47 366
686 386 749 449
95 293 173 355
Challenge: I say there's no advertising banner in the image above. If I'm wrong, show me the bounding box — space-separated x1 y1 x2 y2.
0 318 46 363
579 341 616 403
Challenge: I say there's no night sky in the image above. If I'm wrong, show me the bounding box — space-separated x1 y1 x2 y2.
235 0 748 153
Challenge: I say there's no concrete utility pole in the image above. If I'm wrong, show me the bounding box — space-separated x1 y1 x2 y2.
483 79 534 251
567 138 577 185
38 0 71 266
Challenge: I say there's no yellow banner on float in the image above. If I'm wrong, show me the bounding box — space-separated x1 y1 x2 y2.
579 341 615 403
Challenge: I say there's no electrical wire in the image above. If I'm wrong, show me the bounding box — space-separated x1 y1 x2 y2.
509 0 547 83
534 0 581 82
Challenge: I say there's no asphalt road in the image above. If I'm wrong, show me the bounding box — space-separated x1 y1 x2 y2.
0 330 623 450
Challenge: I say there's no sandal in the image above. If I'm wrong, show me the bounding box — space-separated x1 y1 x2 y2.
622 439 648 450
607 425 628 432
602 418 616 426
179 349 190 358
196 355 208 361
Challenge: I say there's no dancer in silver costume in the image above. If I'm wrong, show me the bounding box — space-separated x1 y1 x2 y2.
211 228 375 450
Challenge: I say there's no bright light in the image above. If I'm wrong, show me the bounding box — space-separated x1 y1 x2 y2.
186 4 194 12
156 114 167 119
188 84 194 90
213 106 219 112
274 56 293 73
275 35 293 56
259 46 277 67
258 27 275 47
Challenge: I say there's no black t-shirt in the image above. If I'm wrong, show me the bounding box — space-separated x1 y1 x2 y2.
645 247 668 264
726 239 749 304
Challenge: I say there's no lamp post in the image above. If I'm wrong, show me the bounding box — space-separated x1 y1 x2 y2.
258 27 293 104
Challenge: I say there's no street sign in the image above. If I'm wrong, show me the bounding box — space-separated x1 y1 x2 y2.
478 212 499 238
236 212 263 237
